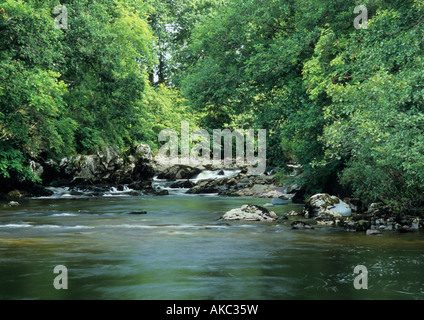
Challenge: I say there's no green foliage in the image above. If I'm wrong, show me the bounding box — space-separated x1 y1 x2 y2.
60 0 155 153
136 84 197 151
181 0 352 174
0 0 73 180
2 0 424 215
0 0 190 183
145 0 223 86
180 0 424 212
304 0 424 209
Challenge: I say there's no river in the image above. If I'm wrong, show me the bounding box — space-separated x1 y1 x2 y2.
1 176 424 300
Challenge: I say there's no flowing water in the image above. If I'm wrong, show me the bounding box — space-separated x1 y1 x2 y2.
1 175 424 300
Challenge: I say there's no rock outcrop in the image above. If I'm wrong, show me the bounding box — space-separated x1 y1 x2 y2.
186 171 289 198
41 144 156 187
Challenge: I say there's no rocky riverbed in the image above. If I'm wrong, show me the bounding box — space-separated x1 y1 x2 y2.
2 145 423 235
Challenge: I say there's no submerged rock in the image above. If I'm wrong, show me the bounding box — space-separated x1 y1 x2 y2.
271 198 288 205
220 205 278 222
128 211 147 215
155 189 169 196
291 221 314 230
262 203 274 207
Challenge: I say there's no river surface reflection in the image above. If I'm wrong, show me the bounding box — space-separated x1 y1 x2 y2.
1 192 424 300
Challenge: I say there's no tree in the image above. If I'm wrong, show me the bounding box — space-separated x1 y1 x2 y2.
0 0 74 182
305 0 424 209
181 0 352 175
60 0 155 152
146 0 222 86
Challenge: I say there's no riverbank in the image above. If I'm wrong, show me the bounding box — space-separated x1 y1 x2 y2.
2 162 423 236
1 144 423 236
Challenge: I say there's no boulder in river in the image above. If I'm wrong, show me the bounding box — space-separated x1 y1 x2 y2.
220 205 278 222
169 180 195 188
8 201 19 207
303 193 352 219
131 156 156 182
366 229 382 236
156 165 201 180
155 189 169 196
187 171 287 198
186 178 227 194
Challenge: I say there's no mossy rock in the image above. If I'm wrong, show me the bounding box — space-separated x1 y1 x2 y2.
304 193 351 218
6 190 23 201
318 193 340 209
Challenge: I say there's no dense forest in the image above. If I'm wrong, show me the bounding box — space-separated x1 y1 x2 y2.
1 0 424 213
